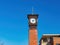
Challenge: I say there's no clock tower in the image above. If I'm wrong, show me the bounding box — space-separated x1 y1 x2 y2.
28 14 38 45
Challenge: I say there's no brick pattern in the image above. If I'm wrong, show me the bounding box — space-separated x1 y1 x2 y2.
29 29 38 45
53 37 60 45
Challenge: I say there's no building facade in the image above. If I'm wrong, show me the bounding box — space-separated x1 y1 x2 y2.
39 34 60 45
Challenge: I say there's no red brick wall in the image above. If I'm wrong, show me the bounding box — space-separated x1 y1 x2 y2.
53 37 60 45
29 29 38 45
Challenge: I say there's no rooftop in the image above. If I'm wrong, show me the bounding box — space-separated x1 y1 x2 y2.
41 34 60 38
43 34 60 36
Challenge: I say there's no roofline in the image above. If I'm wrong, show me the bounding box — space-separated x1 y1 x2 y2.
43 34 60 36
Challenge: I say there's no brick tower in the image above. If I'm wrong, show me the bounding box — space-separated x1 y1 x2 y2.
28 14 38 45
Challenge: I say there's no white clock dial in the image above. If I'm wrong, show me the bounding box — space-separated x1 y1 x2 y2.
30 18 36 24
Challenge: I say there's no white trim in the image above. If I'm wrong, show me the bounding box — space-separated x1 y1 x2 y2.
43 34 60 36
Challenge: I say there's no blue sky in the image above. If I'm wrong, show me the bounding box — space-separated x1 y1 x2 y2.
0 0 60 45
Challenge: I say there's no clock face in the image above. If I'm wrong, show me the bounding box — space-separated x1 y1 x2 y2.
30 18 36 24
